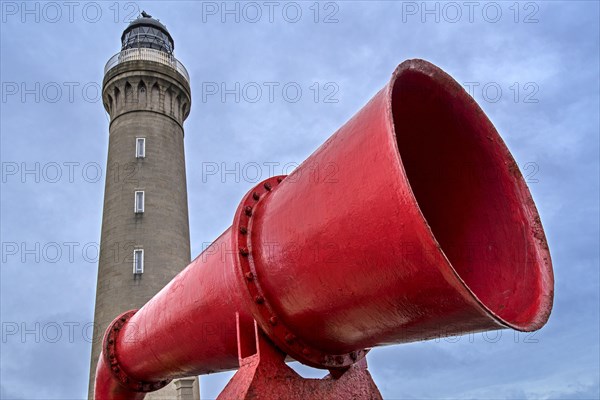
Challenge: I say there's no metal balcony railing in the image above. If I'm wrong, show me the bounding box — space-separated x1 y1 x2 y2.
104 48 190 83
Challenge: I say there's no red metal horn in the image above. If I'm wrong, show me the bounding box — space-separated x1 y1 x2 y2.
94 59 553 399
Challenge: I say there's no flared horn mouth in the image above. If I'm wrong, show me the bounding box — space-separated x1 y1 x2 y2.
388 59 553 331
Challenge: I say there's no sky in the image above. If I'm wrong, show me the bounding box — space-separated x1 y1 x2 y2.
0 1 599 399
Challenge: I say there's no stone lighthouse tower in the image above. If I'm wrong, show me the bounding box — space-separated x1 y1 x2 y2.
89 12 199 399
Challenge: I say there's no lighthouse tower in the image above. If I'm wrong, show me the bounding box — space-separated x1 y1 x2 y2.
89 12 199 399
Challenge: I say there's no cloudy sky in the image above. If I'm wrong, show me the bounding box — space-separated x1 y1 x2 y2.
1 1 599 399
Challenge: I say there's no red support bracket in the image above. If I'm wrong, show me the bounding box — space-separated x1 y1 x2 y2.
217 313 383 400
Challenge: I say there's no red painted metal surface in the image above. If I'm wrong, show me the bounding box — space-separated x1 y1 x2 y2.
94 59 554 399
217 315 382 399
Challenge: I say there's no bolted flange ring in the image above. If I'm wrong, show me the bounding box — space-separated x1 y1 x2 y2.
103 310 172 392
232 175 368 370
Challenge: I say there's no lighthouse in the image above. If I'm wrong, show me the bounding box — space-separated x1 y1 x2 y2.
89 12 199 399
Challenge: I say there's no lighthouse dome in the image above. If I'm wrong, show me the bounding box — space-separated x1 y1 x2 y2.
121 12 174 54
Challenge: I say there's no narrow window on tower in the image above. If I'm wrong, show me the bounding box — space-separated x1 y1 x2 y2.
136 137 146 158
134 190 145 213
133 249 144 274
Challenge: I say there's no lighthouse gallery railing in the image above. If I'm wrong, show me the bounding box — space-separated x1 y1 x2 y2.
104 48 190 83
